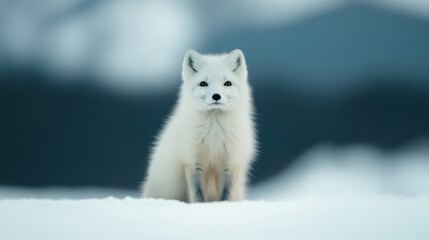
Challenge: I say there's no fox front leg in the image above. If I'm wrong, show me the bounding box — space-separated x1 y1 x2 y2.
220 168 233 201
184 164 205 203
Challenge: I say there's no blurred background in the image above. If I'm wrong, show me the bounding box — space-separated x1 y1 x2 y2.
0 0 428 199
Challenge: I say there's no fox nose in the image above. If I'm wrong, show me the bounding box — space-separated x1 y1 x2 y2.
212 94 221 101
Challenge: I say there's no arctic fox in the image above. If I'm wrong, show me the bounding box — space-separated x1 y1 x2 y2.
141 49 256 202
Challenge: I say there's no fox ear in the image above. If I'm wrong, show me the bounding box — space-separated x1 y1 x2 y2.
226 49 246 72
182 49 204 80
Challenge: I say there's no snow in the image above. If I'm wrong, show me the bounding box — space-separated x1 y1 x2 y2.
250 141 429 200
1 142 429 239
0 196 428 240
0 186 135 200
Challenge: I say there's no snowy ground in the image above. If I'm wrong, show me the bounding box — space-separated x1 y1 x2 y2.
1 195 428 240
1 142 429 239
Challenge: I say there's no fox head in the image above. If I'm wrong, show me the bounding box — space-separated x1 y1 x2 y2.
181 49 249 112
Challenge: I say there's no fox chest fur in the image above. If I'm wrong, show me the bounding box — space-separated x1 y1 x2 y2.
191 110 235 170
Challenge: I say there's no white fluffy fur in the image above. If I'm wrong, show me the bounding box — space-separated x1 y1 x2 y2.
141 49 256 202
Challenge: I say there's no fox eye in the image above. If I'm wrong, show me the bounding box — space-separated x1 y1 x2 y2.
224 81 232 86
199 81 208 87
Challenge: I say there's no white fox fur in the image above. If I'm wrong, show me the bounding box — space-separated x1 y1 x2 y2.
141 49 256 202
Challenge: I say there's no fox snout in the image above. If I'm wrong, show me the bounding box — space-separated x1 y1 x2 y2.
212 93 221 101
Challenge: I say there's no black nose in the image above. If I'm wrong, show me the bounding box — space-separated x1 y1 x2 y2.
212 94 221 101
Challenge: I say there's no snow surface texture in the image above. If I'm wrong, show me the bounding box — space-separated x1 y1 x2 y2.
1 142 429 239
1 196 428 240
